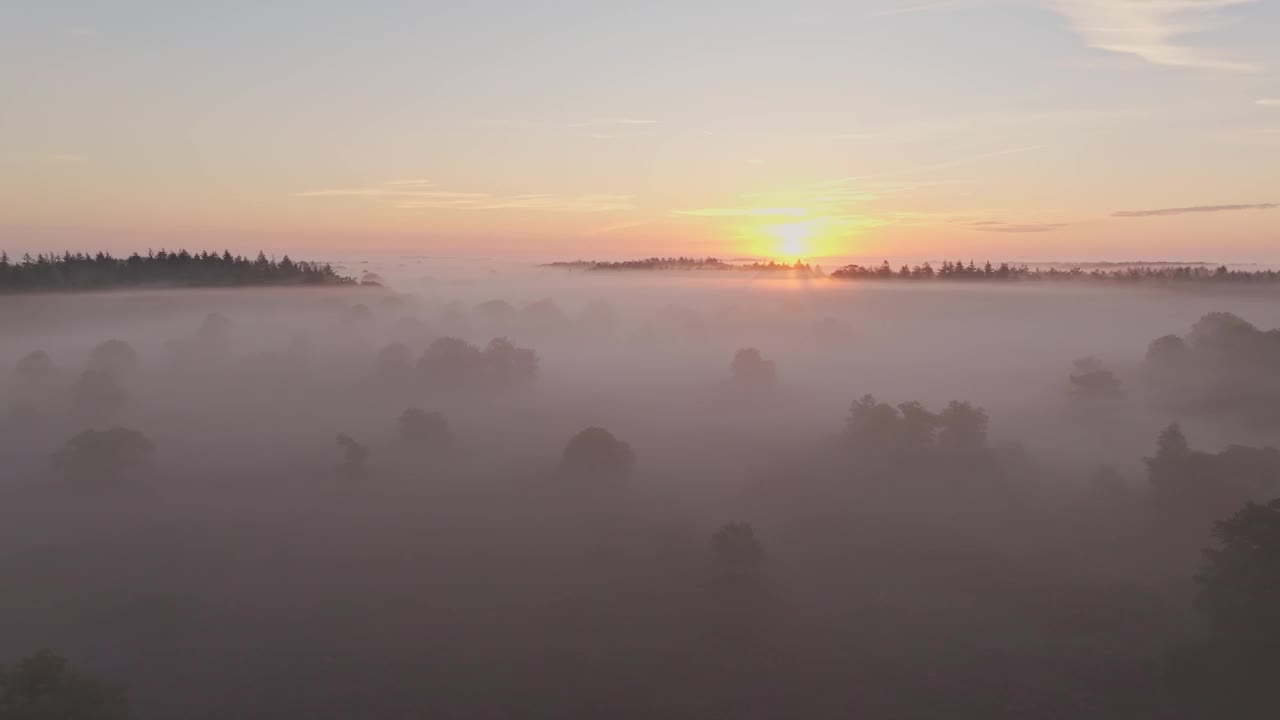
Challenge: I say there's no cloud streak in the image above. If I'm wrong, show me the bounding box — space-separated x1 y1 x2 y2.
674 207 809 218
1049 0 1258 71
971 222 1068 233
294 182 634 213
570 117 659 128
1112 203 1277 217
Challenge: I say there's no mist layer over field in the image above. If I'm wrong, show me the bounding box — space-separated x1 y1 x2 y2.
3 260 1279 719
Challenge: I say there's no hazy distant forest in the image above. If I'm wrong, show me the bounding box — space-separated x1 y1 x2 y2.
550 255 1280 286
3 252 1280 719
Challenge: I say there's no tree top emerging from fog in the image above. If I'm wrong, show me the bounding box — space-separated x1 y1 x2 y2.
0 249 356 293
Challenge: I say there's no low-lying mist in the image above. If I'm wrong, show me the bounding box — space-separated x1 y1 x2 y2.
3 260 1279 719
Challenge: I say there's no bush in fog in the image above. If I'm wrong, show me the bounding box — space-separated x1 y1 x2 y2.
561 427 635 480
15 349 55 384
0 650 128 719
1196 498 1280 648
711 522 765 574
87 339 138 377
1068 356 1123 399
730 348 777 390
335 433 369 478
397 408 451 452
71 369 129 417
56 427 154 484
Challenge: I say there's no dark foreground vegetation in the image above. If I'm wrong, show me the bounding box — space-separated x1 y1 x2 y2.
0 250 354 293
3 278 1280 719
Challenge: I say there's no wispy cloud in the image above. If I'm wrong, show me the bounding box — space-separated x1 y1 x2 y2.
674 207 809 218
294 181 633 213
1049 0 1259 71
1213 126 1280 144
971 221 1068 232
1259 99 1280 107
1113 203 1276 217
46 153 89 165
871 0 995 17
570 117 659 128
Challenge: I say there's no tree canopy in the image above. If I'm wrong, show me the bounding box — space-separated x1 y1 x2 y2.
0 250 352 292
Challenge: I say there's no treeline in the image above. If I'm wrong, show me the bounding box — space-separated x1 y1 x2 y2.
547 257 817 273
0 249 355 292
831 260 1280 283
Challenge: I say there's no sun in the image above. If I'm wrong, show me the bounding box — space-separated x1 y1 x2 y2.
766 221 817 258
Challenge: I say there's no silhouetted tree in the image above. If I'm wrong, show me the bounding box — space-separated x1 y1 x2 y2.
812 316 852 348
522 298 569 334
419 337 484 386
15 350 55 385
577 299 618 336
0 248 350 292
387 316 431 346
376 342 414 382
1145 423 1280 517
561 427 635 481
397 408 451 452
473 299 517 328
197 312 232 344
1145 334 1191 371
1141 313 1280 426
0 650 128 719
896 401 938 450
730 348 778 390
335 433 369 478
482 337 538 388
711 522 765 575
846 394 902 448
1068 356 1123 399
345 303 374 328
936 400 989 451
1196 498 1280 649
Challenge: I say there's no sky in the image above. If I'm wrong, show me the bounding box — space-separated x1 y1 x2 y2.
2 0 1279 262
